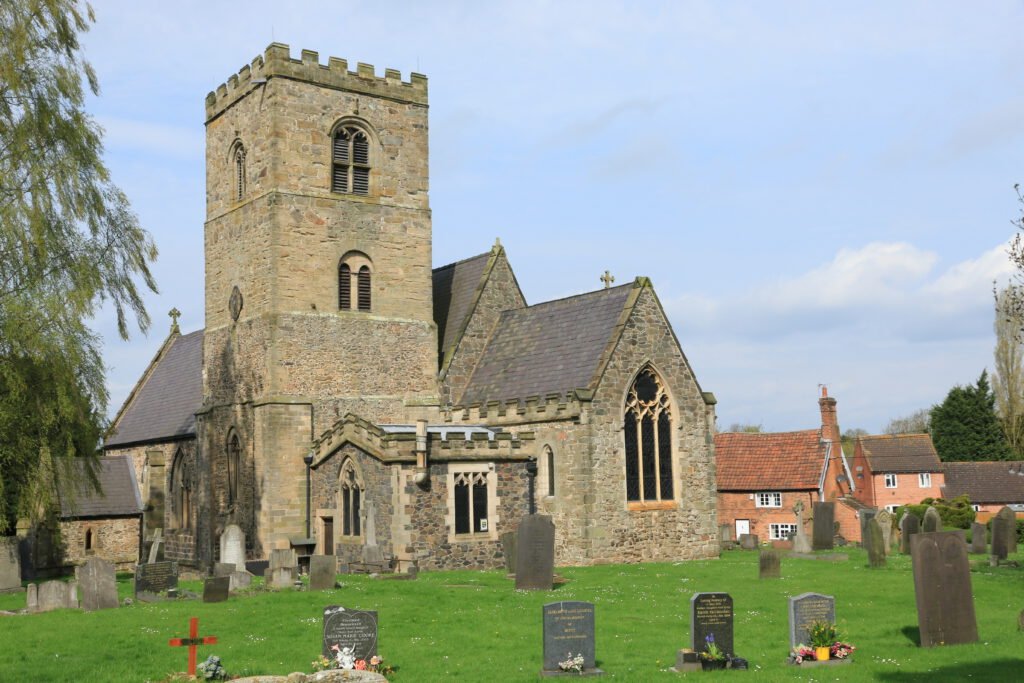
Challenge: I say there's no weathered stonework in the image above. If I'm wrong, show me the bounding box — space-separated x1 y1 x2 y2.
59 518 140 571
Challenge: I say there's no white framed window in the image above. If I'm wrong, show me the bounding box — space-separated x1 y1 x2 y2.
918 473 931 488
769 523 798 540
446 463 498 542
884 504 898 513
755 492 782 508
884 473 897 489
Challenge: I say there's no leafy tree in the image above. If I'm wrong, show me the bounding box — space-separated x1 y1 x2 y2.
930 372 1012 462
883 408 931 435
992 286 1024 457
0 1 157 533
723 422 763 433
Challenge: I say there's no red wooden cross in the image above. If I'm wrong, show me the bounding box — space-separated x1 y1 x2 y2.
169 616 218 676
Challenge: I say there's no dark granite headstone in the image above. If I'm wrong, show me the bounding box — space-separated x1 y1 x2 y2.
309 555 336 591
758 550 780 578
690 592 734 658
911 530 978 647
515 514 554 591
969 522 987 554
922 506 941 533
0 537 22 592
542 601 597 672
322 606 378 661
202 575 230 603
865 518 887 568
739 534 758 550
76 557 118 611
500 531 517 574
788 592 835 649
812 502 835 550
900 513 920 554
134 561 178 597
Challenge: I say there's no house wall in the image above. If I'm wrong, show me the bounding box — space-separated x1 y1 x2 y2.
870 472 945 511
717 490 818 541
59 517 140 570
835 500 862 543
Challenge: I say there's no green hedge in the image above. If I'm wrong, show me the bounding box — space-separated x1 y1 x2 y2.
896 494 975 530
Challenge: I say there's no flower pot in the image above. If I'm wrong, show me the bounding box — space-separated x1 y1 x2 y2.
815 646 830 661
701 659 727 671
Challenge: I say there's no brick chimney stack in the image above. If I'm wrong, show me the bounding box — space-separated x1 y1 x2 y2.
819 386 839 444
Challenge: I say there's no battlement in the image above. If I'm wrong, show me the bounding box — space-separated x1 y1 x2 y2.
445 389 593 427
205 43 428 122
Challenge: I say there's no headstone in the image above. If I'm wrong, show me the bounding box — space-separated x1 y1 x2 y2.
970 522 987 554
76 557 118 611
758 550 780 579
865 518 887 568
792 502 812 554
269 548 297 572
220 524 245 570
690 592 734 658
875 509 893 555
739 534 758 550
922 506 941 533
0 536 23 592
202 575 230 603
147 528 164 564
718 524 732 543
858 508 877 544
309 555 337 590
322 606 378 661
788 592 835 649
214 562 236 577
911 531 978 647
996 506 1017 556
36 580 78 612
515 514 555 591
500 531 517 573
542 601 599 673
134 561 178 597
26 582 38 611
991 508 1013 561
229 570 252 591
812 502 835 550
271 566 295 588
899 513 920 554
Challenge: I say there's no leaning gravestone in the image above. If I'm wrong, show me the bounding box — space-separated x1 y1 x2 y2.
759 550 780 579
812 502 835 550
220 524 246 571
911 531 978 647
788 592 835 649
900 513 920 554
865 518 887 568
147 528 164 564
792 501 812 554
970 522 987 554
515 514 555 591
542 601 601 675
134 561 178 597
500 531 517 574
875 509 893 555
203 575 230 603
322 606 378 661
76 557 118 611
690 592 734 658
309 555 336 591
0 536 23 592
922 506 942 533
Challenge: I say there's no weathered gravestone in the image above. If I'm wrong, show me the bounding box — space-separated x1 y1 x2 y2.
759 550 780 579
361 500 385 567
970 522 987 554
500 531 517 574
203 575 230 603
0 536 23 592
76 557 118 611
270 548 297 572
309 555 337 591
865 518 887 568
322 606 378 661
25 582 37 611
900 513 920 554
34 580 78 612
788 592 835 649
875 509 893 555
690 592 734 658
739 534 758 550
812 502 835 550
542 601 601 675
911 531 978 647
271 567 295 588
229 570 253 592
922 506 942 533
245 560 269 577
213 562 236 578
995 506 1017 556
515 514 555 591
859 508 877 545
220 524 246 571
991 508 1014 561
792 501 812 554
134 561 178 597
147 528 164 564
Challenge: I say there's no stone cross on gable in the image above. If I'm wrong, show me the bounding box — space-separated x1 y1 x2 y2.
600 271 615 289
169 307 181 334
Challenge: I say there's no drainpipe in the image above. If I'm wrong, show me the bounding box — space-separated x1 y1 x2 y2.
303 449 314 538
526 457 538 515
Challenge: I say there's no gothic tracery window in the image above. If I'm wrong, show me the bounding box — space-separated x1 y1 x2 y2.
331 125 370 195
624 367 675 502
340 460 362 538
171 448 194 531
454 471 489 534
227 432 241 507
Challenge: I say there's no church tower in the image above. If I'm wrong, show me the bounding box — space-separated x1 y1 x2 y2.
196 44 438 560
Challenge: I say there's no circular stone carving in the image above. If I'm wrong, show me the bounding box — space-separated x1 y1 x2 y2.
229 285 243 321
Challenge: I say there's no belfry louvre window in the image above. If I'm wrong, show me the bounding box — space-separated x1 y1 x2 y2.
454 471 489 534
357 266 371 311
234 146 246 200
338 255 372 312
332 126 370 195
624 367 674 502
338 263 351 309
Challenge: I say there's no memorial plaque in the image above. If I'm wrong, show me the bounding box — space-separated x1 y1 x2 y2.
758 550 780 578
76 557 118 611
969 522 986 554
911 531 978 647
922 506 941 533
134 561 178 596
515 514 554 591
322 606 378 661
309 555 337 591
0 537 22 592
788 593 835 649
690 592 734 657
203 575 230 603
542 601 596 672
812 502 835 550
899 513 919 554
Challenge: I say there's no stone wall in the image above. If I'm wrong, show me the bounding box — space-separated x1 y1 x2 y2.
59 517 140 570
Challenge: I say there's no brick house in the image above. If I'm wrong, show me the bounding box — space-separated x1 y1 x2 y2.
942 461 1024 517
849 434 944 512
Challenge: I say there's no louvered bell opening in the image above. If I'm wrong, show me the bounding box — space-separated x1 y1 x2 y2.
357 266 371 311
338 263 351 309
333 131 350 163
332 165 348 194
352 166 369 195
235 153 244 200
352 133 369 164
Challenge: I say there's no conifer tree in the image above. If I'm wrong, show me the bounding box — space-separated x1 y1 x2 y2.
930 371 1013 462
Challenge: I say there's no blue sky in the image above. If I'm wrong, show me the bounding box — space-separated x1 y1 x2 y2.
85 1 1024 433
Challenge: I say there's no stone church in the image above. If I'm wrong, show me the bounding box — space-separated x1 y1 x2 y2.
103 44 719 572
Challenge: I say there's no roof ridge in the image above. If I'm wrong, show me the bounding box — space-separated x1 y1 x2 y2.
433 250 491 273
511 280 634 313
717 428 820 437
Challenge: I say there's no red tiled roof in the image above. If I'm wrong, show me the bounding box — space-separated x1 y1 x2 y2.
859 434 941 474
714 430 825 491
942 461 1024 504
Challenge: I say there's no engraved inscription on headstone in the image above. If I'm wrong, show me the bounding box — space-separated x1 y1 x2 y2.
788 593 835 649
134 561 178 596
322 606 378 661
690 592 734 657
542 601 596 672
875 509 893 555
911 531 978 647
515 514 554 591
812 502 835 550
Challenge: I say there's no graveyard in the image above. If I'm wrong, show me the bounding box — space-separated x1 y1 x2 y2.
0 544 1021 682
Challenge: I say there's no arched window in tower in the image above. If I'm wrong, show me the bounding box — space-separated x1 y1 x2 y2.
339 460 362 538
331 125 371 195
227 432 241 506
357 266 371 311
624 366 675 502
234 145 246 200
545 446 556 497
338 252 372 312
338 263 351 309
171 448 193 531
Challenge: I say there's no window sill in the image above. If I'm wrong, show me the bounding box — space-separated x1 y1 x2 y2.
338 536 362 544
450 532 496 543
627 501 677 512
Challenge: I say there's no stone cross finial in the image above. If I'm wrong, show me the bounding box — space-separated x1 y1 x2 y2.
600 271 615 289
169 307 181 334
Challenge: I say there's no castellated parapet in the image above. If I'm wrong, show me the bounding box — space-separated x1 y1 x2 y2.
206 43 428 122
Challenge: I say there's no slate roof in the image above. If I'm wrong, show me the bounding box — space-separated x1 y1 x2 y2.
459 284 634 406
858 434 941 474
104 330 204 448
58 456 143 519
942 461 1024 504
432 251 491 363
715 430 825 491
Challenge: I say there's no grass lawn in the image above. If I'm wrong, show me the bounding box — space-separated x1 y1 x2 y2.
0 547 1021 682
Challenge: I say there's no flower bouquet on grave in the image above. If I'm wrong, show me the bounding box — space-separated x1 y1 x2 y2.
830 641 856 659
808 620 838 661
789 644 817 665
699 633 728 670
558 653 585 674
